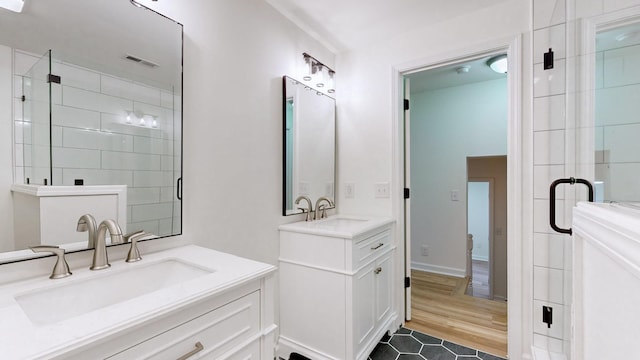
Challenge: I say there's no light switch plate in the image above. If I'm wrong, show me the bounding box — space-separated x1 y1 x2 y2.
374 182 390 198
345 183 355 198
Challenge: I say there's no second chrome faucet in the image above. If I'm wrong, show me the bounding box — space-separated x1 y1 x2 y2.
294 196 335 221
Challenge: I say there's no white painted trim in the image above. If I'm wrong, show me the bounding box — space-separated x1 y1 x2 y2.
472 255 489 262
391 34 525 360
411 261 466 278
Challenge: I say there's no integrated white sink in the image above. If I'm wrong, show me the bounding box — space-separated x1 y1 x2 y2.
314 217 369 229
15 258 213 325
279 215 392 238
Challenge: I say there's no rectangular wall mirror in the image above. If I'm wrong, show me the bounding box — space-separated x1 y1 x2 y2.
282 76 336 216
0 0 183 263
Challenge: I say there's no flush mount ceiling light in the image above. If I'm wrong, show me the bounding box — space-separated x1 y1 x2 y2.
0 0 24 13
455 66 471 74
487 54 508 74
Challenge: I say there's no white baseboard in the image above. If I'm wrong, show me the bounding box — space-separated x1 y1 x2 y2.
472 256 489 262
411 261 465 278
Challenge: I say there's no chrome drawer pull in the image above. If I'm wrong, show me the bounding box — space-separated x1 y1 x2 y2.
374 267 382 274
371 243 384 250
177 342 204 360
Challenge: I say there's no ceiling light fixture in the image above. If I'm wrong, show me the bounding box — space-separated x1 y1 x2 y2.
455 66 471 74
0 0 24 13
487 54 508 74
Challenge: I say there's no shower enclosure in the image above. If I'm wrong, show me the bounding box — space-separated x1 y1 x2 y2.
15 49 182 237
537 0 640 358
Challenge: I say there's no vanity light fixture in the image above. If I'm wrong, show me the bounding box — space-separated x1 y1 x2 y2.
301 53 336 95
487 54 508 74
151 116 158 128
139 116 146 126
0 0 24 13
125 112 133 124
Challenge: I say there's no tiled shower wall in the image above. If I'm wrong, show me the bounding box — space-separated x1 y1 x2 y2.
594 42 640 201
13 50 181 236
532 0 640 354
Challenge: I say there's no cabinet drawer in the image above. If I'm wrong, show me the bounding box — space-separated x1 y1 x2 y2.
108 291 260 359
354 229 391 269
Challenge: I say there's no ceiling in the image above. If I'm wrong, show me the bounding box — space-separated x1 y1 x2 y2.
265 0 510 53
407 56 507 94
0 0 182 89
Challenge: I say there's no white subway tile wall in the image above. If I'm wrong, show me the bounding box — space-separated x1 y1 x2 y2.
533 0 640 351
13 50 181 236
532 0 571 350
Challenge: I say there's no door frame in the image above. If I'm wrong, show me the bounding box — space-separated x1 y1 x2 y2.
467 177 495 300
390 35 523 359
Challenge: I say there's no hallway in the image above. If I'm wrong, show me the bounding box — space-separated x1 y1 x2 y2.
405 270 507 358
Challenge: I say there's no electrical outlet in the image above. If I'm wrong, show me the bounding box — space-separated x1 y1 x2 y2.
450 190 459 201
345 183 355 198
374 182 390 198
421 245 429 256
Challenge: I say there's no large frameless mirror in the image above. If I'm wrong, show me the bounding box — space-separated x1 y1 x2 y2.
0 0 183 263
282 76 335 216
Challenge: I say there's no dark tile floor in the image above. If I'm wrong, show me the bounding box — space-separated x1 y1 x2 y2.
368 327 506 360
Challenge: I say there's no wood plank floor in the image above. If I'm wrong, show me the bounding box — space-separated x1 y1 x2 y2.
405 270 508 358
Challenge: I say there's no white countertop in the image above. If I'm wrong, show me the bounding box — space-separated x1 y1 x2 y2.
0 245 276 359
278 214 394 239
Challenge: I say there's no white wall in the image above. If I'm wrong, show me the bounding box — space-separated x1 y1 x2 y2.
137 0 335 265
0 45 14 251
409 79 507 277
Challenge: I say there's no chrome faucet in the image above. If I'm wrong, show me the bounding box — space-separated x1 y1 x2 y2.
314 197 334 220
295 195 313 221
76 214 98 248
91 219 124 270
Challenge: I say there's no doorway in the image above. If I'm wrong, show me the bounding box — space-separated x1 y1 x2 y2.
466 156 508 302
401 53 510 357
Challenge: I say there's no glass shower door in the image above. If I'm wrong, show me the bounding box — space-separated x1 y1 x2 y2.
21 50 52 185
566 3 640 358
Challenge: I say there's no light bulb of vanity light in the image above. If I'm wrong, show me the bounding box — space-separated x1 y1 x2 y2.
139 115 146 126
327 70 335 94
302 54 313 82
125 112 132 124
151 117 158 128
315 64 325 88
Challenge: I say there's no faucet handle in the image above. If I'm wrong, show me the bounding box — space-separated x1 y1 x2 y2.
31 245 72 279
297 207 312 222
123 230 145 243
125 231 149 263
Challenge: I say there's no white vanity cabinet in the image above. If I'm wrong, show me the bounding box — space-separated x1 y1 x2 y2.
0 246 277 360
278 217 396 360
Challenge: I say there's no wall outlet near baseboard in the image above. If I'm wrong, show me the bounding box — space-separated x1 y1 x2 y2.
421 245 429 256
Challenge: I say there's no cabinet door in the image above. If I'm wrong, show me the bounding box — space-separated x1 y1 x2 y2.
375 253 393 323
354 262 376 346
